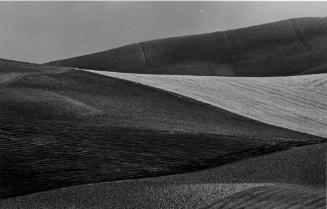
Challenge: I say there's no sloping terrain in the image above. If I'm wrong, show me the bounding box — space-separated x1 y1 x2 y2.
207 184 325 209
5 119 316 199
0 61 318 138
82 70 327 138
142 49 327 76
0 59 325 199
1 142 325 209
0 16 326 209
48 17 327 76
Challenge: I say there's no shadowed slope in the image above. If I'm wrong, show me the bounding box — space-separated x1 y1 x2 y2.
1 142 325 209
1 63 317 138
1 60 324 199
295 63 327 75
86 70 327 138
3 119 322 199
48 17 327 76
134 49 327 76
1 15 326 208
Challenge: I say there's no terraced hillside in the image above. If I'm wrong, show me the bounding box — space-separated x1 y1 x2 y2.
48 17 327 76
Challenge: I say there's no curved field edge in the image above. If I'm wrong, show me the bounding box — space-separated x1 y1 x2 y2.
1 142 325 209
2 119 324 199
47 17 327 76
1 63 325 198
1 66 318 139
83 70 327 138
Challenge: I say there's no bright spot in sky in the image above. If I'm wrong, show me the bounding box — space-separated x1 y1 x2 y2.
200 9 203 13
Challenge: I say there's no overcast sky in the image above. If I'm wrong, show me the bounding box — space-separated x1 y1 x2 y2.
0 2 327 63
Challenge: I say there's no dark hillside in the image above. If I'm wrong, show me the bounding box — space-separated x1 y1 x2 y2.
0 60 324 199
48 17 327 76
1 16 327 204
2 119 324 198
1 143 326 209
1 65 317 139
142 49 327 76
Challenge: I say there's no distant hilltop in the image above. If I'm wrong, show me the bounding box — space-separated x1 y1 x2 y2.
47 17 327 76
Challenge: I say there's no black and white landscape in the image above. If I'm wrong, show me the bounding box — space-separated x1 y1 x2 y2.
0 2 326 209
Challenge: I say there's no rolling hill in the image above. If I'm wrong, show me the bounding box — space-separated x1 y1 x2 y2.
1 142 325 209
1 59 319 138
1 59 324 199
0 16 327 209
82 70 327 138
48 17 327 76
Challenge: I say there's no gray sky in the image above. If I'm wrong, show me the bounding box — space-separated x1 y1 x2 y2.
1 2 327 63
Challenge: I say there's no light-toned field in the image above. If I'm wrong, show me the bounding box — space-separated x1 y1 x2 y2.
1 16 327 208
84 70 327 138
2 60 323 199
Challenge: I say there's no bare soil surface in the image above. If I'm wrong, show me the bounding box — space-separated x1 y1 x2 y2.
2 118 324 198
1 143 325 209
208 184 326 209
89 70 327 138
1 16 326 208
